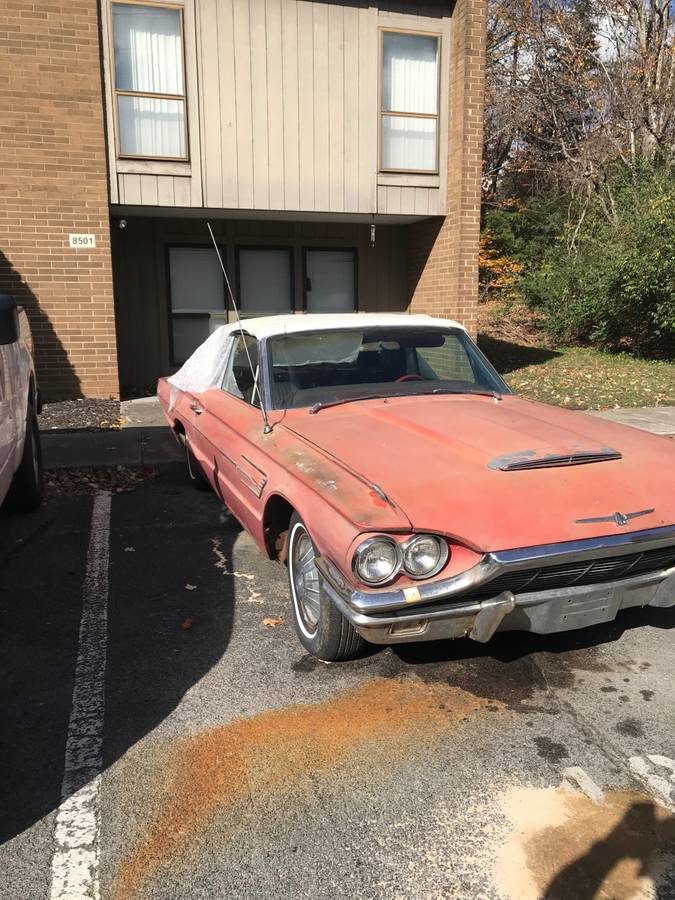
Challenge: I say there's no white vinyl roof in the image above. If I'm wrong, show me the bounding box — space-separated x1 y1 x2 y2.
229 312 466 340
167 313 467 400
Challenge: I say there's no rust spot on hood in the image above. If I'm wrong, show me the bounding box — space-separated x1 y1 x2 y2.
113 676 499 898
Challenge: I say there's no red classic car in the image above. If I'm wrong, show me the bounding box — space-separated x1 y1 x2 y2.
158 313 675 661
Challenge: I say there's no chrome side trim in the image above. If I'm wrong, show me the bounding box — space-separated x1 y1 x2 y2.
490 524 675 567
317 523 675 616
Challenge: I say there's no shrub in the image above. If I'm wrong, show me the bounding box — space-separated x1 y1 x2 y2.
520 166 675 357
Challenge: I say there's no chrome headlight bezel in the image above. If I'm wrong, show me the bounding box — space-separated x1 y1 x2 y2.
401 534 449 580
352 536 402 585
352 534 449 586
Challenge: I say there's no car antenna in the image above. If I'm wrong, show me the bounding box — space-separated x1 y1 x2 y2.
207 221 273 434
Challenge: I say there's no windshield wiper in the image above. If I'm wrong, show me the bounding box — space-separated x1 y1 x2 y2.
309 388 501 414
431 388 502 400
309 393 394 414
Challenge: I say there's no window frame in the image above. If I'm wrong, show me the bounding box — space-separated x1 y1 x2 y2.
111 0 190 162
302 247 359 313
165 242 228 367
222 331 262 408
234 245 296 317
264 326 511 411
378 27 441 176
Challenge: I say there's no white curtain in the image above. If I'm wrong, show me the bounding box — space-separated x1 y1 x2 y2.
381 33 438 170
113 3 185 157
381 116 437 171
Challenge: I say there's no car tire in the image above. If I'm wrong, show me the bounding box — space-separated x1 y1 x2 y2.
5 404 44 513
185 439 210 491
287 512 366 662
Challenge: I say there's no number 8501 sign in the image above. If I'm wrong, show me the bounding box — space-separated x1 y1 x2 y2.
68 234 96 249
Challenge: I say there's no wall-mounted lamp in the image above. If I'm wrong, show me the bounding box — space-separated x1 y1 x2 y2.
117 218 128 230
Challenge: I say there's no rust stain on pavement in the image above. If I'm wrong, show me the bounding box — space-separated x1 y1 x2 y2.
113 676 498 899
495 785 675 900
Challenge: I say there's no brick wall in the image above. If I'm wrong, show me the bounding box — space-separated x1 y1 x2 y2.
0 0 118 400
407 0 486 336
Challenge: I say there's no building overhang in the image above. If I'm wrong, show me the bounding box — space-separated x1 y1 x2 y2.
109 205 437 226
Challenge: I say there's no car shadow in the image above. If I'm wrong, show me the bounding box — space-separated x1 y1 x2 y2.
0 470 239 848
0 249 82 399
478 334 562 375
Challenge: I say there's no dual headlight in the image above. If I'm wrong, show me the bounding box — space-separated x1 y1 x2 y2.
353 534 449 585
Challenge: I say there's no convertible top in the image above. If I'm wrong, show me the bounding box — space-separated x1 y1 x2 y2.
165 312 465 401
216 312 464 340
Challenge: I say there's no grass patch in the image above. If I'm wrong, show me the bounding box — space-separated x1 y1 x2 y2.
479 335 675 410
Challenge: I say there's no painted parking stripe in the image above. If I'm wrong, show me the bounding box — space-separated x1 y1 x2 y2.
562 766 604 803
49 492 112 900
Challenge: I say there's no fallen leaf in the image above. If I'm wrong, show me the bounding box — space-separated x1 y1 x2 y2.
185 584 197 591
180 618 193 631
262 616 284 628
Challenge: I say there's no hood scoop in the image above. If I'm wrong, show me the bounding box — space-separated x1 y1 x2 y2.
488 447 622 472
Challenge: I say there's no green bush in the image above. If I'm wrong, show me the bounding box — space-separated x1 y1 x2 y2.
520 167 675 357
483 198 566 271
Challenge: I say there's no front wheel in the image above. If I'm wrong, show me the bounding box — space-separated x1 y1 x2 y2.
287 512 366 662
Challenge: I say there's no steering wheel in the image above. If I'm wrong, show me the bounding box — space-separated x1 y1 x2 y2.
395 373 425 383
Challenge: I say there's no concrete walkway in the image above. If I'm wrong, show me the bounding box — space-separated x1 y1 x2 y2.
586 406 675 436
41 397 675 470
120 396 167 429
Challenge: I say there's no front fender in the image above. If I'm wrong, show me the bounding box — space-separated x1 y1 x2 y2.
255 425 412 573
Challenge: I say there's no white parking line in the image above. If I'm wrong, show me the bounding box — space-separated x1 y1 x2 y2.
562 766 604 803
629 756 675 811
49 492 112 900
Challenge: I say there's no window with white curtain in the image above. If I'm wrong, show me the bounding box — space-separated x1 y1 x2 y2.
112 2 187 159
380 31 439 173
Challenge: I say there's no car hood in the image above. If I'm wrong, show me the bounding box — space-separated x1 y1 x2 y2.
282 394 675 551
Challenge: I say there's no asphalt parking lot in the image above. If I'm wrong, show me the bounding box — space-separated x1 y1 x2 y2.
1 468 675 900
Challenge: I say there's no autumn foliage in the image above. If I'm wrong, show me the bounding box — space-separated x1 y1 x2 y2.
482 0 675 357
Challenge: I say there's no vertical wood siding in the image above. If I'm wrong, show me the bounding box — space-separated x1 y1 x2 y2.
112 1 451 216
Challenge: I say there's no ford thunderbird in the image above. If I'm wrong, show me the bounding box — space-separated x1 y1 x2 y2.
158 313 675 661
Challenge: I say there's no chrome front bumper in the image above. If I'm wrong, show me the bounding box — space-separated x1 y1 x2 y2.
316 525 675 645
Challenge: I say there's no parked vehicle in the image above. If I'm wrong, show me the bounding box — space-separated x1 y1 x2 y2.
0 294 43 512
159 313 675 661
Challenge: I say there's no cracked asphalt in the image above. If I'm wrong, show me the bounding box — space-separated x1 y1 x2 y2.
1 469 675 899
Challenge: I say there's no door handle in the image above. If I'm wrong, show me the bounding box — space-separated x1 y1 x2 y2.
190 402 203 415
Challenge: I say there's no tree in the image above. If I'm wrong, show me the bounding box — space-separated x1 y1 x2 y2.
483 0 675 215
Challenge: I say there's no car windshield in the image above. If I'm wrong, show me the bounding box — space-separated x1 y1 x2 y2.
267 326 509 410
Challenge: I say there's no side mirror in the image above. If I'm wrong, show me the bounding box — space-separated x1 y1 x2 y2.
0 294 20 346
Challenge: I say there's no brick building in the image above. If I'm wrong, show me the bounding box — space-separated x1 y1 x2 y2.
0 0 486 399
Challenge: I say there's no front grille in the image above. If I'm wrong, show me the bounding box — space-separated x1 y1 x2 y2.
469 544 675 599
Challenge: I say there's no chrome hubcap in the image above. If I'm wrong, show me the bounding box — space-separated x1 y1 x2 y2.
292 528 321 634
